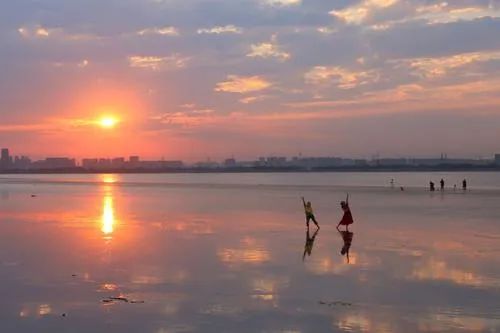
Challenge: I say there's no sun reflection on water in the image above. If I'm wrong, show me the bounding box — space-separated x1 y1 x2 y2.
101 195 115 237
100 174 118 184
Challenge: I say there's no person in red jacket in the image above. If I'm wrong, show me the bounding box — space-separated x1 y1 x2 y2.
337 193 353 232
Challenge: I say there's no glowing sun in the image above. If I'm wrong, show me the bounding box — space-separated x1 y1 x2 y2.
99 116 119 129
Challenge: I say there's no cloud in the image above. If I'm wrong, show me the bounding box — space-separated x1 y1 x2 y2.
330 0 398 25
355 2 500 30
215 75 272 93
18 26 51 38
128 54 189 71
247 35 290 61
0 123 54 133
415 3 500 24
317 26 337 34
304 66 380 89
17 25 100 41
393 51 500 79
78 59 89 68
137 26 179 36
51 59 90 69
239 95 269 104
149 107 216 129
287 78 500 118
197 25 243 34
261 0 301 7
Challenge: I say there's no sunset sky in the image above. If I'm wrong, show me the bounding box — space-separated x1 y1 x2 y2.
1 0 500 161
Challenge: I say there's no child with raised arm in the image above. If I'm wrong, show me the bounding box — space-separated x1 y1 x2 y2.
302 197 320 229
337 193 354 231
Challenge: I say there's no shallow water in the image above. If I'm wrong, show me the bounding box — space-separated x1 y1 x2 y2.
0 173 499 333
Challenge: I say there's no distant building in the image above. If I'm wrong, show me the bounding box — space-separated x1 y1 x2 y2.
0 148 12 169
409 157 489 167
82 158 99 169
375 158 408 167
32 158 76 169
261 156 287 167
495 154 500 165
160 160 184 169
111 157 126 168
291 157 342 168
224 158 237 167
236 160 259 168
13 156 31 170
354 159 368 167
194 160 219 169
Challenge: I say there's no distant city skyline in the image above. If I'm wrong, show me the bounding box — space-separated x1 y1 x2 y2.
1 146 500 163
1 1 500 159
1 147 499 172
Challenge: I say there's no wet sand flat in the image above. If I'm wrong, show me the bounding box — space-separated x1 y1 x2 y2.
0 173 499 333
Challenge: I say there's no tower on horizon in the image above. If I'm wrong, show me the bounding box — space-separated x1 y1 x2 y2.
0 148 12 169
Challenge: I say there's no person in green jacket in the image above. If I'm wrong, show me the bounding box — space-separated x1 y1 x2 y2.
302 197 320 229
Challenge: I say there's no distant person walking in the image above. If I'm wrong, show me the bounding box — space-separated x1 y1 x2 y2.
302 197 320 229
337 194 354 231
462 179 467 191
390 179 395 188
440 178 445 191
430 181 435 192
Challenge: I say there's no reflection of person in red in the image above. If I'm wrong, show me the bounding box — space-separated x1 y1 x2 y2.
339 230 354 263
337 193 353 231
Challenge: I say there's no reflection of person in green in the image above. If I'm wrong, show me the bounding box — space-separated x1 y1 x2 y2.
339 230 354 264
301 197 320 229
303 228 319 261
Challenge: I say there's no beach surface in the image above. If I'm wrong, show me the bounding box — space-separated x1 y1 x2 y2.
0 172 499 333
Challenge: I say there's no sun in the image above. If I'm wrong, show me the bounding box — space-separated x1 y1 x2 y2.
99 116 119 129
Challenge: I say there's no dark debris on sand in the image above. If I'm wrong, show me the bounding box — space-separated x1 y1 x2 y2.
102 296 145 304
318 300 352 307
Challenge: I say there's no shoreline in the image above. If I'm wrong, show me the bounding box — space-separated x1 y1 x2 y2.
1 166 500 175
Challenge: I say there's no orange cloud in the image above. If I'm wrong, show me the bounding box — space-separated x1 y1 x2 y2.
247 35 291 61
416 3 500 24
128 54 189 71
305 66 380 89
394 51 500 79
215 75 272 93
287 78 500 118
330 0 398 24
17 25 100 41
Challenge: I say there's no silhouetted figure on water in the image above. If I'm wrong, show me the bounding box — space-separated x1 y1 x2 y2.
462 179 467 191
337 194 353 231
302 228 319 261
302 197 320 229
440 179 445 191
339 230 354 264
430 181 435 192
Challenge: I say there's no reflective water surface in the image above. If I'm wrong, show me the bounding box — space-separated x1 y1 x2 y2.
0 173 499 333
